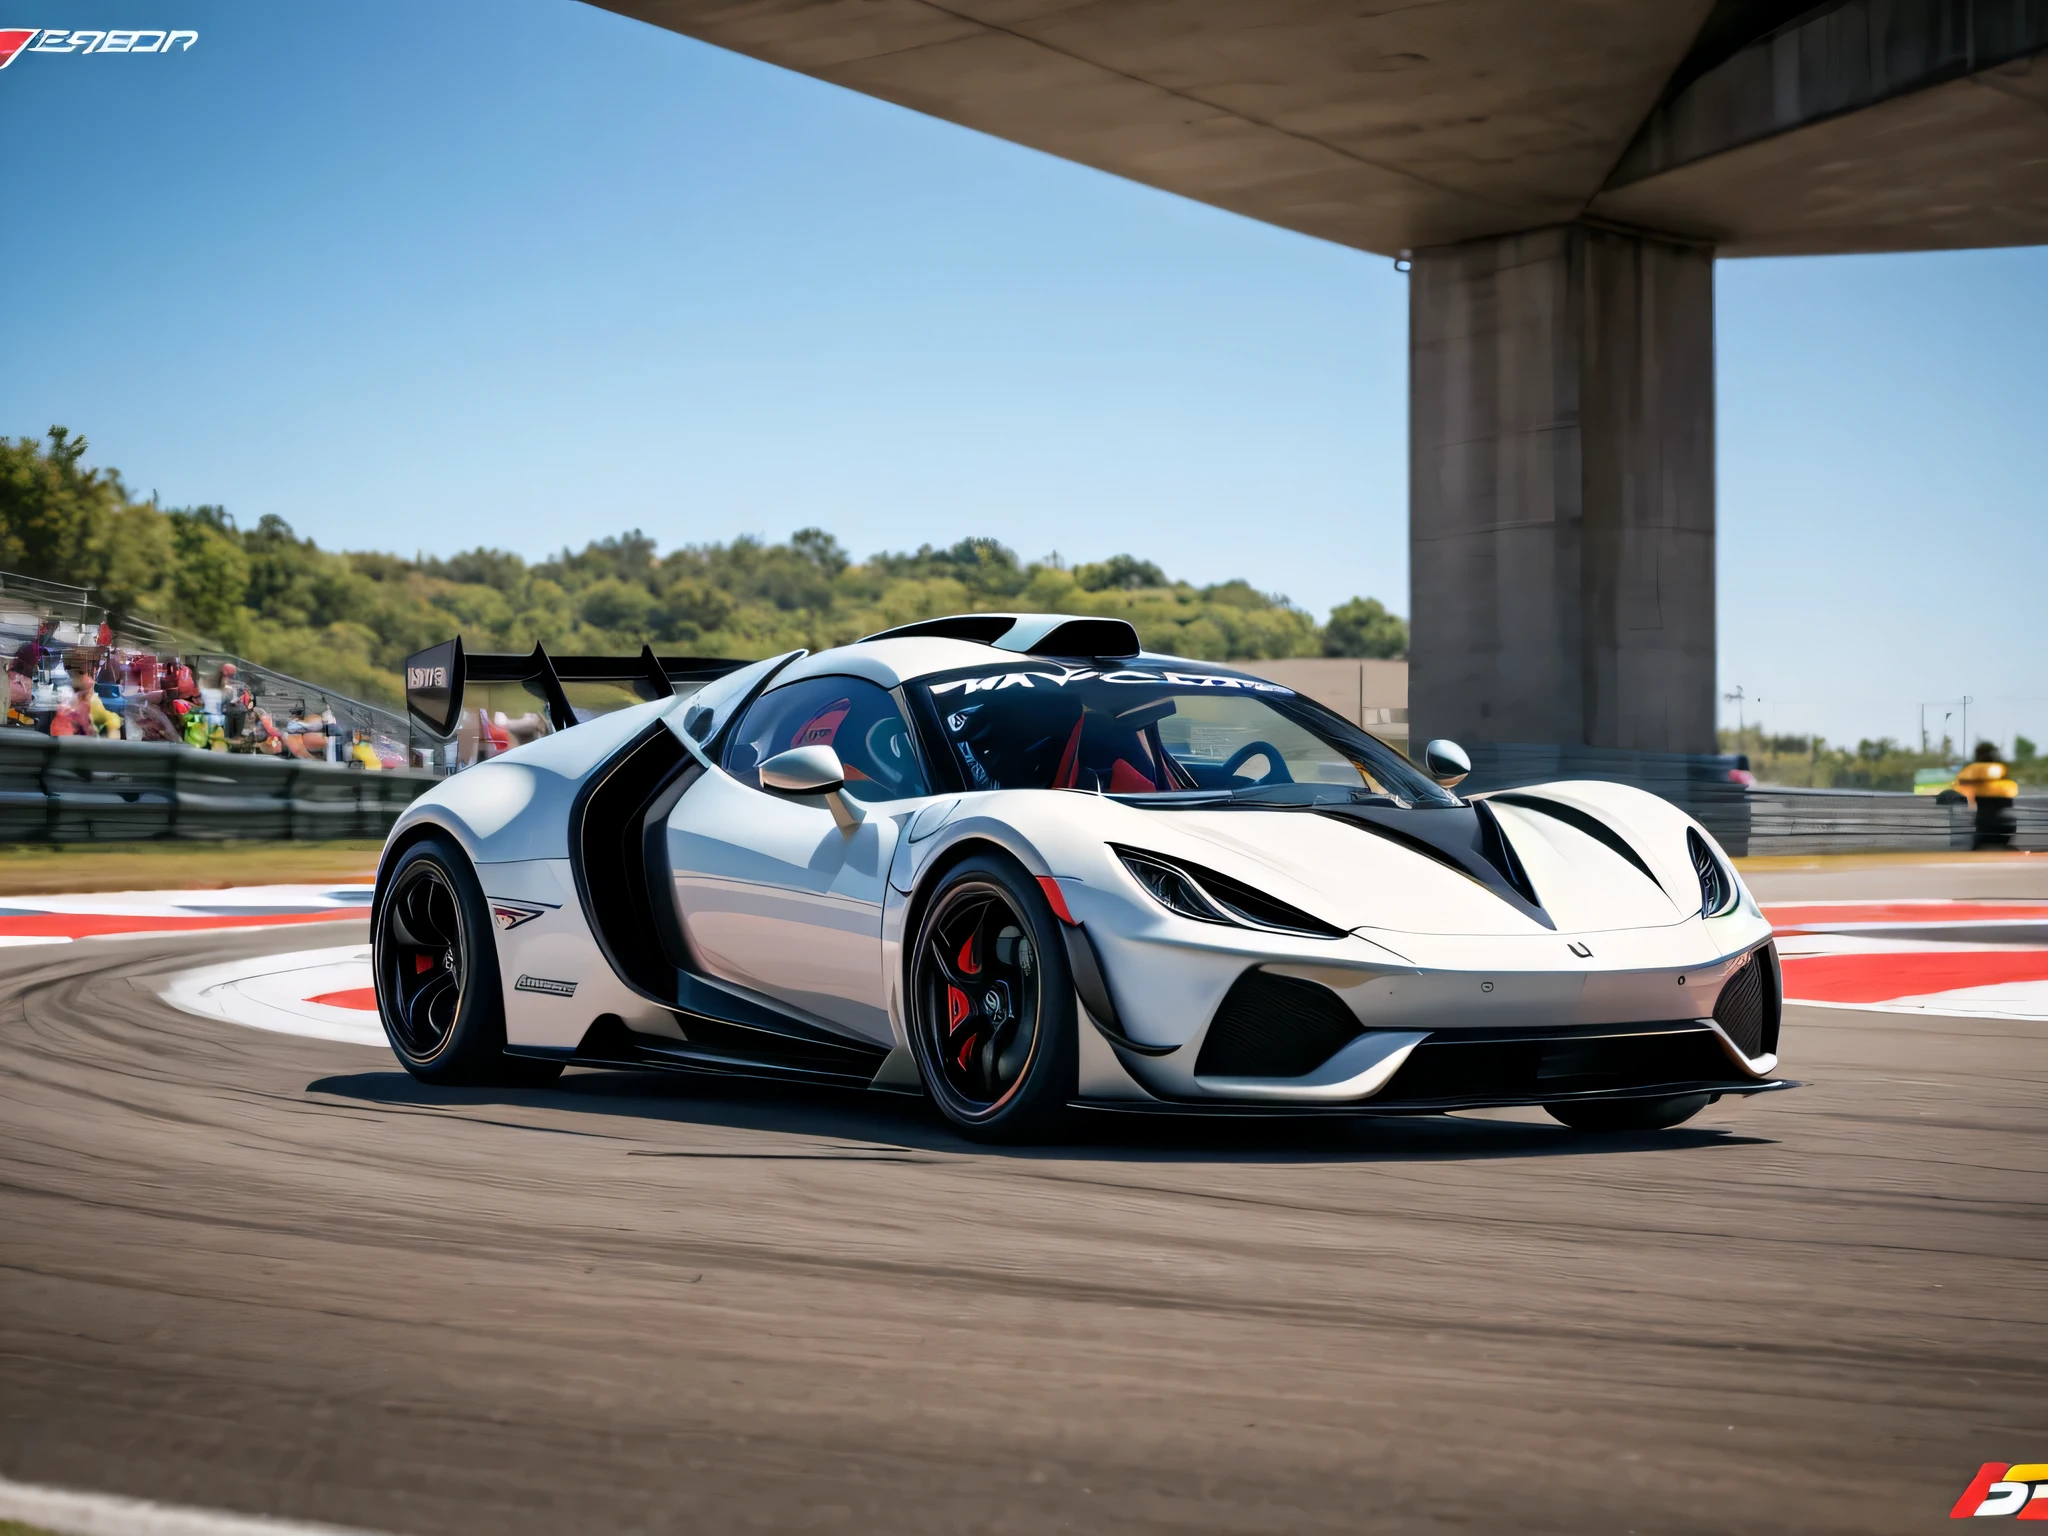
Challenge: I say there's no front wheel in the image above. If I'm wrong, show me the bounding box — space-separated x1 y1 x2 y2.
908 854 1077 1142
374 835 561 1087
1545 1092 1712 1132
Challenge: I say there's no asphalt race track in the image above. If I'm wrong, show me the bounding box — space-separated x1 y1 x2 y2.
2 861 2044 1535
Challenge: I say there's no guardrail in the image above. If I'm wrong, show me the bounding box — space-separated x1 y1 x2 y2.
0 732 434 842
1739 787 2048 856
4 729 2042 854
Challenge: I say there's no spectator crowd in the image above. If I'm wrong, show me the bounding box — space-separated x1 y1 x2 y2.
5 616 400 769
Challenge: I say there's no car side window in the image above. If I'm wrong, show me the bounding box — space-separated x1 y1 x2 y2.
723 675 930 803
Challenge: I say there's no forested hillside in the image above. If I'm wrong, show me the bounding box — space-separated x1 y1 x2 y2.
0 427 1408 707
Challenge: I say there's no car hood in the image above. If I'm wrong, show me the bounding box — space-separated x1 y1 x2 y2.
1144 801 1691 938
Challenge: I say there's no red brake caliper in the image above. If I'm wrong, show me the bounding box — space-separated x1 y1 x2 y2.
414 953 436 975
946 982 977 1067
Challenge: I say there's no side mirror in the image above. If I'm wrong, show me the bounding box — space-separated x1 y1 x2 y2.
1422 738 1471 789
759 745 864 832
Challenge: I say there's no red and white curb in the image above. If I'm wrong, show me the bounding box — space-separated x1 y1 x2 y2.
1767 900 2048 1020
119 893 2048 1042
0 1473 388 1536
160 943 383 1047
0 885 372 946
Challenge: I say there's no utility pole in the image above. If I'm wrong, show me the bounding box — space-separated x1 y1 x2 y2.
1724 685 1747 735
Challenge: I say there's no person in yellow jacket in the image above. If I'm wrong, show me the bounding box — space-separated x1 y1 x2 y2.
1956 743 2020 848
87 688 121 738
348 732 383 771
173 699 210 749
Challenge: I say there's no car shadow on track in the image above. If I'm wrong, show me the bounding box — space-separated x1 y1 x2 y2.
306 1066 1777 1164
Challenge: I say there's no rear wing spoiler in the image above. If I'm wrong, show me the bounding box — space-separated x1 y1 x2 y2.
403 637 746 737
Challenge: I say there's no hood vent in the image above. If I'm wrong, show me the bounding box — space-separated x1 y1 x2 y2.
1492 792 1664 892
1473 800 1540 909
1317 803 1552 930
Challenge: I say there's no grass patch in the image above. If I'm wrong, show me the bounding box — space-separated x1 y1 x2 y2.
1 1522 65 1536
0 839 384 895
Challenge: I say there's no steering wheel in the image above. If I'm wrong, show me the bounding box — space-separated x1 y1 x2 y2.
1221 740 1293 785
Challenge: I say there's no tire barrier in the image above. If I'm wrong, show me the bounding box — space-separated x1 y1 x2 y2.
0 731 434 842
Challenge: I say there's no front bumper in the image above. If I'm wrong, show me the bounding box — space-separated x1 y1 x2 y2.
1060 888 1782 1109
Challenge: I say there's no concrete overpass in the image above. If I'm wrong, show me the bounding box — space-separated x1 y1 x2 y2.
595 0 2048 755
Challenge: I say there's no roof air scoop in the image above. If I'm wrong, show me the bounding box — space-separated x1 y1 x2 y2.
859 615 1018 645
858 612 1142 657
1021 618 1140 658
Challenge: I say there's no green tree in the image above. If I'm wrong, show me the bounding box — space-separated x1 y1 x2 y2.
1323 596 1408 658
1074 554 1165 592
0 427 1382 706
0 426 131 603
167 507 251 644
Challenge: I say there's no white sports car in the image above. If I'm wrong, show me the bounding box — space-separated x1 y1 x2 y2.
376 615 1788 1139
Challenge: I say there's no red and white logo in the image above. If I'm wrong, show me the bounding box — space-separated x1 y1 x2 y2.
0 27 198 67
1952 1463 2048 1519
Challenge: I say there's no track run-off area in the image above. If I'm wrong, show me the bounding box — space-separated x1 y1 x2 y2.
1 857 2043 1534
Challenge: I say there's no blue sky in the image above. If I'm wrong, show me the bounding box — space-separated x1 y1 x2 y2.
2 1 2043 750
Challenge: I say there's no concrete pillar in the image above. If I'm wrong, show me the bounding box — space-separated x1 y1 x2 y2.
1408 222 1716 755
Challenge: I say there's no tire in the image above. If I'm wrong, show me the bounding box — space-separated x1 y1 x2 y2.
1545 1092 1713 1132
374 834 562 1087
907 853 1077 1142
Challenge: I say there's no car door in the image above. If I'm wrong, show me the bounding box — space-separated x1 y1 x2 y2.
664 673 930 1046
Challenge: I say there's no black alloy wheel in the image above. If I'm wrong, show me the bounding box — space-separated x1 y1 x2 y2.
374 835 561 1087
1545 1092 1713 1132
910 854 1076 1141
380 859 467 1063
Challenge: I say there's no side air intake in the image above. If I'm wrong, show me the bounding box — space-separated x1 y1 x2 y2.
1713 942 1782 1059
1194 969 1363 1078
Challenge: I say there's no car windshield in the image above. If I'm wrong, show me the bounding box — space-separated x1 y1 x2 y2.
913 662 1455 807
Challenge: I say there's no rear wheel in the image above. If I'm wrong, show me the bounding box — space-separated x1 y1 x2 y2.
375 835 562 1087
1545 1092 1712 1132
909 854 1076 1142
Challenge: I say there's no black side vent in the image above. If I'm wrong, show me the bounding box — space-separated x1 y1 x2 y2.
571 720 691 997
1714 942 1781 1059
1195 969 1364 1078
1690 829 1736 917
1761 939 1783 1056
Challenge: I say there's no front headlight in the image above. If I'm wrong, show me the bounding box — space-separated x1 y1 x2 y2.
1112 845 1346 939
1117 848 1233 925
1688 829 1740 918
